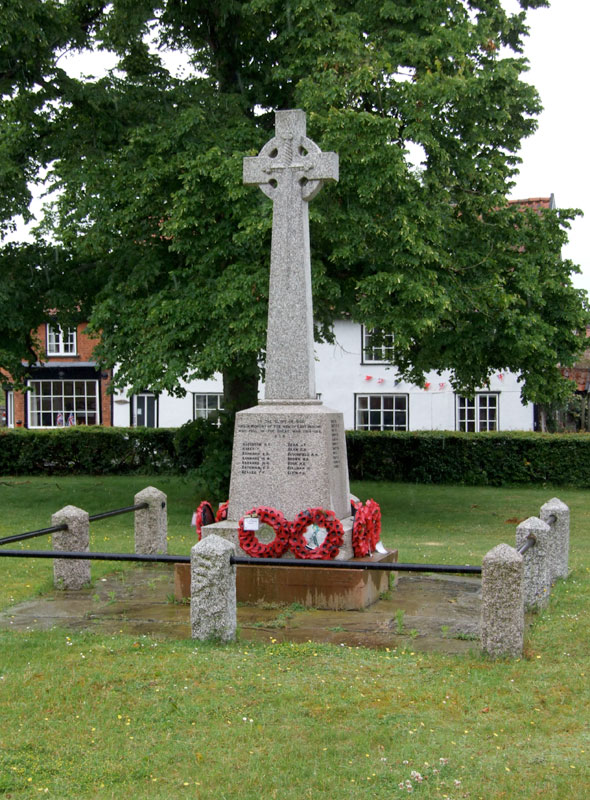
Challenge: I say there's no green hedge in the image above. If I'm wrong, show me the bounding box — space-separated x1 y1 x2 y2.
346 430 590 487
3 427 590 487
0 427 178 475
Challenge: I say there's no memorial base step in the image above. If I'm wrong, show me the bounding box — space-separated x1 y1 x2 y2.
174 550 398 611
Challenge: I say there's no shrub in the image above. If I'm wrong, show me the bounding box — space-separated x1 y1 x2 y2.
0 427 177 475
174 415 234 501
345 430 590 487
3 427 590 488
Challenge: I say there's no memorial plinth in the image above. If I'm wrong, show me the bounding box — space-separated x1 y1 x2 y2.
204 400 354 561
229 402 350 522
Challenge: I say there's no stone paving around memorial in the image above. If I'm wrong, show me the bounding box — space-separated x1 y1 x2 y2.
0 563 495 654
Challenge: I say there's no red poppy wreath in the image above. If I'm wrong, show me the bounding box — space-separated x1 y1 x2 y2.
351 501 371 558
237 506 291 558
289 507 344 560
215 500 229 523
364 498 382 550
195 500 216 541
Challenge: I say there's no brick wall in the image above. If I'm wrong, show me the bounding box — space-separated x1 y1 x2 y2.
4 322 112 427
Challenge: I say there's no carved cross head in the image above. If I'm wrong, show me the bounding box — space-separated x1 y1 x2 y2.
243 109 339 202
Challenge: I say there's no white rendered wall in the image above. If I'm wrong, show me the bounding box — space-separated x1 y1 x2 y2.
111 376 224 428
314 320 533 431
112 319 534 431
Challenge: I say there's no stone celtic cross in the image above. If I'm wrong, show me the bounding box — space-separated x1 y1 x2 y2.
243 109 338 401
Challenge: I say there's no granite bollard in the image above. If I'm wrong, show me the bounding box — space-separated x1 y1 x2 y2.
481 543 524 659
134 486 167 555
516 516 552 610
52 505 90 590
540 497 570 580
191 535 236 642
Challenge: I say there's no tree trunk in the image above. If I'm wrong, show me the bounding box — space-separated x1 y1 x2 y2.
222 354 259 419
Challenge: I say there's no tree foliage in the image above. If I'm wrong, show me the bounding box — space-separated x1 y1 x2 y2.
0 0 586 404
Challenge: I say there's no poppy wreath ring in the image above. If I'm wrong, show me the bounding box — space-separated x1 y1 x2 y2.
289 507 344 560
195 500 215 541
216 500 229 523
351 501 371 558
238 506 291 558
364 498 382 550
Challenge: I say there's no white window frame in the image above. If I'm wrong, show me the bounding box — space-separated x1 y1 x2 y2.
194 393 224 424
355 394 408 431
4 391 14 428
457 393 499 432
47 324 77 356
362 326 395 364
27 379 100 428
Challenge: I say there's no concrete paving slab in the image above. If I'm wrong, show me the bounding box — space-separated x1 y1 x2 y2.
0 564 487 653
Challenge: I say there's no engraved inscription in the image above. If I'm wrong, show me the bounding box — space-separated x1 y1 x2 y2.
330 419 341 469
287 442 320 476
236 417 323 439
240 442 271 475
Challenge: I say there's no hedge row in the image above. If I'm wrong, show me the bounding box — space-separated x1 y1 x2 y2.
346 430 590 487
2 427 590 487
0 427 179 475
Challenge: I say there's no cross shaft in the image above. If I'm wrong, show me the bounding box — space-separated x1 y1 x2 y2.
243 110 338 401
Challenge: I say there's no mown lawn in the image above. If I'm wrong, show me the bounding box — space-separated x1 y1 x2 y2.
0 476 588 799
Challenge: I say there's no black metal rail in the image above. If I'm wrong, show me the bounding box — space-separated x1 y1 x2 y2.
88 502 150 522
0 523 68 547
232 556 482 574
517 534 536 556
0 549 482 574
0 549 188 563
0 503 150 547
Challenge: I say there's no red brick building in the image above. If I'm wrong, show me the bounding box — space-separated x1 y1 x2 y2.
3 321 112 428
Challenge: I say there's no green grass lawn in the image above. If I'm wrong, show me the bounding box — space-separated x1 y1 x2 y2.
0 476 589 799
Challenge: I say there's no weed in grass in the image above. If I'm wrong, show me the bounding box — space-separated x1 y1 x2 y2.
395 608 405 634
250 600 284 610
166 593 189 606
252 609 294 629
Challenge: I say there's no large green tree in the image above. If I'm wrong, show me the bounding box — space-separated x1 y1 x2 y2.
0 0 586 408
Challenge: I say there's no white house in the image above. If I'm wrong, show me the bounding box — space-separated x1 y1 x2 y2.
111 320 534 432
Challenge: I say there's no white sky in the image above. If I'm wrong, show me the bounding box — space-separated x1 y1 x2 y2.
11 1 589 297
504 0 590 295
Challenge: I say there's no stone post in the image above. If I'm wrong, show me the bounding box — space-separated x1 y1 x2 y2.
540 497 570 580
516 516 552 610
191 535 236 642
134 486 167 554
481 543 524 659
52 505 90 590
